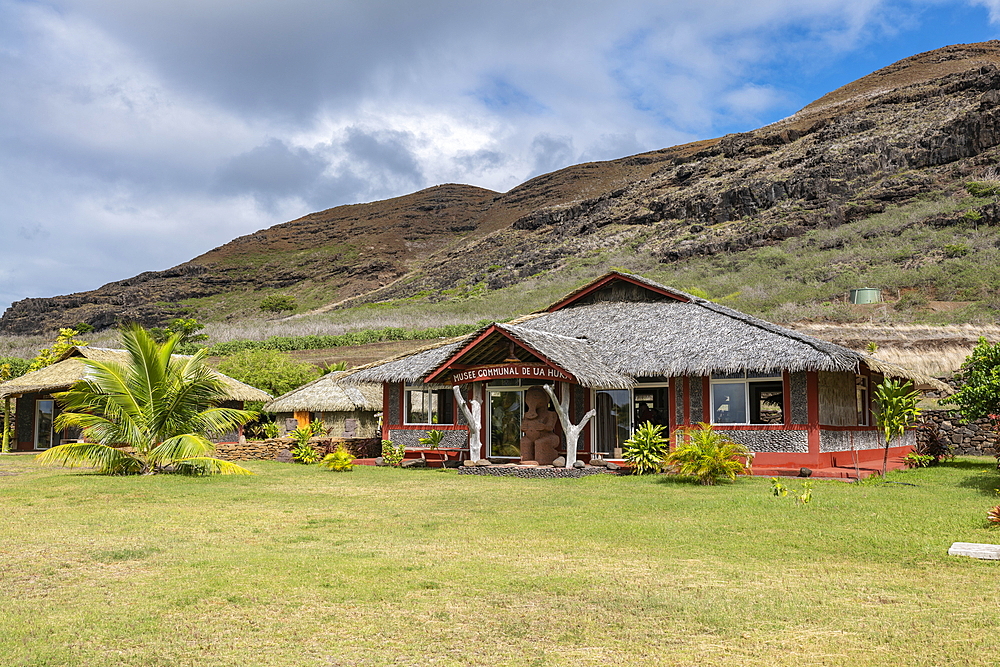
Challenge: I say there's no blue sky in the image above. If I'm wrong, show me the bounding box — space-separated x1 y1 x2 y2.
1 0 999 318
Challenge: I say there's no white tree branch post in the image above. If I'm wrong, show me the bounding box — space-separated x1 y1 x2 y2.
453 383 483 462
544 383 595 468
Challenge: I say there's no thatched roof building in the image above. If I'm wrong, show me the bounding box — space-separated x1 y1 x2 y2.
0 346 271 402
262 372 382 438
344 271 947 473
1 346 271 452
264 372 381 413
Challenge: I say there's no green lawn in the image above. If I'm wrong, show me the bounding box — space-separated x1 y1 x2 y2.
2 456 999 666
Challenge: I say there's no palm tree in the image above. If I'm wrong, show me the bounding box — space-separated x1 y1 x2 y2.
36 324 255 475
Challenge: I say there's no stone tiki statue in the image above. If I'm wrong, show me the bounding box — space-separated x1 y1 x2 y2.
519 386 561 464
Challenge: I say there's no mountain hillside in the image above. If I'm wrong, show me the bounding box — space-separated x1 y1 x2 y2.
5 41 1000 335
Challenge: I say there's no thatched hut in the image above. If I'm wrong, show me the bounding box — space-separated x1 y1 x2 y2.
343 272 948 472
262 372 381 438
0 346 271 451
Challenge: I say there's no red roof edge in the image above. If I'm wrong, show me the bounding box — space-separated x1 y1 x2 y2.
423 325 577 385
543 271 690 312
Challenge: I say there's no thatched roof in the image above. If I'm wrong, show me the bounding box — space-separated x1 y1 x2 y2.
262 371 382 413
342 272 951 393
0 347 272 402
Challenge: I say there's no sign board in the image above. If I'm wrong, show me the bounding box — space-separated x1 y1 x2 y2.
451 363 573 385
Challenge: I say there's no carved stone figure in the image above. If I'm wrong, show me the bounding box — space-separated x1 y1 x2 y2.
519 386 561 464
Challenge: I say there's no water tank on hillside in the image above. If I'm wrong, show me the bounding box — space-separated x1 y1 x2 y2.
849 288 882 304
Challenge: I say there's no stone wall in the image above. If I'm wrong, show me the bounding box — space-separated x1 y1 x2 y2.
213 437 381 461
918 410 999 456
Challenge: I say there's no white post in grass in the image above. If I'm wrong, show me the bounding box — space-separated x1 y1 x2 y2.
453 383 483 461
544 383 595 468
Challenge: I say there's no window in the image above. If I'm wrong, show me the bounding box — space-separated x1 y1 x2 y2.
856 376 870 426
710 372 784 425
593 389 631 456
404 384 454 425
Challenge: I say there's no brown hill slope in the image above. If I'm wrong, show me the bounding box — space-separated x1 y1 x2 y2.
4 41 1000 335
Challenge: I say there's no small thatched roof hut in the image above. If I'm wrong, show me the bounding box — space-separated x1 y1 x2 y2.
263 372 381 413
262 371 382 438
343 271 948 474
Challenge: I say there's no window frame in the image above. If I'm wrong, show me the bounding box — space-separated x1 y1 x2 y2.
403 383 454 426
709 372 785 426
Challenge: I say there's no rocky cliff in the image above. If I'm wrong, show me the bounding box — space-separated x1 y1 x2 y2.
5 42 1000 335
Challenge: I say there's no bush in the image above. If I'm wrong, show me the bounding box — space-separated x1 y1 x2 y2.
914 422 954 463
944 243 970 258
894 291 930 311
965 181 1000 197
418 430 445 449
216 349 321 396
319 445 356 472
664 423 752 485
381 440 405 467
903 452 934 468
623 421 668 475
259 295 298 313
290 426 321 464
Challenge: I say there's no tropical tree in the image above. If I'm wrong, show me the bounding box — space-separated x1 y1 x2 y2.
873 378 921 475
216 348 321 397
149 317 209 354
944 337 1000 425
35 324 255 475
28 328 88 372
664 423 753 485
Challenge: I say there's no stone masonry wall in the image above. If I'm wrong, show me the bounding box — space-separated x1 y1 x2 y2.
918 410 999 456
213 437 381 461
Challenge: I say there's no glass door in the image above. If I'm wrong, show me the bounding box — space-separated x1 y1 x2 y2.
34 400 55 450
488 389 523 458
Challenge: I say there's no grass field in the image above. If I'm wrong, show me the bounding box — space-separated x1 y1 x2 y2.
2 455 1000 666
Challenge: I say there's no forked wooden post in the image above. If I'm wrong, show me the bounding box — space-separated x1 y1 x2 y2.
544 383 595 468
453 384 483 461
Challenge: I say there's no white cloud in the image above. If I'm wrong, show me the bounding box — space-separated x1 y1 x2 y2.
0 0 995 317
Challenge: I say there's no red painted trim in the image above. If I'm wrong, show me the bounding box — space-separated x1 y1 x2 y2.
667 377 676 432
806 371 820 455
682 377 691 426
423 325 500 383
782 371 792 425
702 376 711 422
544 272 690 312
424 325 578 385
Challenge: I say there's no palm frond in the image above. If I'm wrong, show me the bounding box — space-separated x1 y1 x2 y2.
149 434 215 466
173 457 255 476
35 443 143 475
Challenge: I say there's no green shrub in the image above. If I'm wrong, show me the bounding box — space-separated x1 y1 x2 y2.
903 452 934 468
894 291 930 311
259 294 298 313
262 421 281 439
664 423 752 485
417 430 445 449
216 349 321 396
290 427 321 464
944 243 970 258
965 181 1000 197
319 445 356 472
381 440 405 467
623 421 668 475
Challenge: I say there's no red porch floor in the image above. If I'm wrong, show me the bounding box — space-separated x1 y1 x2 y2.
752 455 909 480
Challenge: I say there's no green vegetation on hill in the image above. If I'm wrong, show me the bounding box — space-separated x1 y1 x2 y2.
207 322 496 356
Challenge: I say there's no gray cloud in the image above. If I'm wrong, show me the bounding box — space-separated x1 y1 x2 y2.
0 0 993 317
214 138 328 200
529 133 575 178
